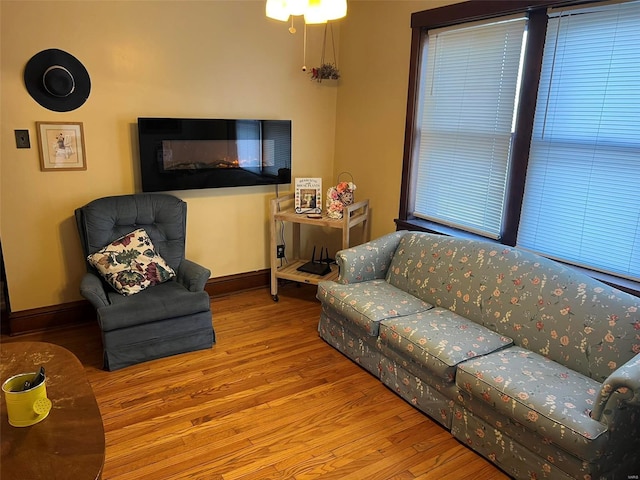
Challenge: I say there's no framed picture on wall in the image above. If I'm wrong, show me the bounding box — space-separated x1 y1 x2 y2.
37 122 87 171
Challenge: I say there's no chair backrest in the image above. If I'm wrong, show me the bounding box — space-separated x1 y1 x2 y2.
75 193 187 272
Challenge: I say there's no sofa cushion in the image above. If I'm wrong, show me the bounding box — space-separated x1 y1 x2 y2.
456 346 608 461
87 228 175 296
317 279 432 337
379 308 513 383
378 341 456 393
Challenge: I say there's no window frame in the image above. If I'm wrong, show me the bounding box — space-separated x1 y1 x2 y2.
396 0 640 297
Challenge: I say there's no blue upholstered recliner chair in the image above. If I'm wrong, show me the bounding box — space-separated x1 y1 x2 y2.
75 193 215 370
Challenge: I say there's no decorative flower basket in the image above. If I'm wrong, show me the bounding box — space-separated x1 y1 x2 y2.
311 24 340 83
311 63 340 82
326 172 356 219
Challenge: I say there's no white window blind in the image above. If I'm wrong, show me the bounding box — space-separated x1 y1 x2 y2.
413 16 527 238
236 120 261 169
518 1 640 280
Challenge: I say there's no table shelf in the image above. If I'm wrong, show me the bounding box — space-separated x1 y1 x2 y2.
269 193 369 301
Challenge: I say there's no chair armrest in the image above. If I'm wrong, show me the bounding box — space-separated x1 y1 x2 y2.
79 272 110 309
591 353 640 421
335 231 405 284
177 258 211 292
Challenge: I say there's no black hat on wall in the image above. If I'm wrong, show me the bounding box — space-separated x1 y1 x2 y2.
24 48 91 112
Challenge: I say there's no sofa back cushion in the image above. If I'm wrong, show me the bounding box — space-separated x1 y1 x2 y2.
386 232 640 382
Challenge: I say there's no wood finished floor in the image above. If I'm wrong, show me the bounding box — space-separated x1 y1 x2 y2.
2 284 510 480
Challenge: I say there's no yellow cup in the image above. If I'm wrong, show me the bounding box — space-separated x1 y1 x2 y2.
2 372 53 427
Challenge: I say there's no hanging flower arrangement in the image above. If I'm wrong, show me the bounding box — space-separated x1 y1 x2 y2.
312 23 340 83
326 174 356 219
312 63 340 81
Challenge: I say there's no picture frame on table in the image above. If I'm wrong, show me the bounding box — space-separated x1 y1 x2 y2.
37 122 86 171
295 177 322 214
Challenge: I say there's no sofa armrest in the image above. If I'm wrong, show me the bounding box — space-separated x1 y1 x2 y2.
177 258 211 292
591 353 640 421
79 272 110 309
335 231 405 284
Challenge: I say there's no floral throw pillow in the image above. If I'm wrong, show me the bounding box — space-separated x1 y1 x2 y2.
87 228 176 296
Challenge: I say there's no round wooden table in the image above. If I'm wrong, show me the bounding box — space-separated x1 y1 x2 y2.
1 341 105 479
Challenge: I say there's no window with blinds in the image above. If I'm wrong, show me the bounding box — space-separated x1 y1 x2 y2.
406 0 639 285
517 1 640 280
413 16 527 239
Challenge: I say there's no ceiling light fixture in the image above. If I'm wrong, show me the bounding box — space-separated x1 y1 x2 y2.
266 0 347 25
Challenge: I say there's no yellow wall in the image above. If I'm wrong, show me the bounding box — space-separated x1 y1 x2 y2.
333 0 455 241
1 0 455 313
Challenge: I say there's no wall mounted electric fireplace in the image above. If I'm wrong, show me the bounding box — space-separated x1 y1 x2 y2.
138 117 292 192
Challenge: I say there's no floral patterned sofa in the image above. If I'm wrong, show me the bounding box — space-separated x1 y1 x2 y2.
316 231 640 480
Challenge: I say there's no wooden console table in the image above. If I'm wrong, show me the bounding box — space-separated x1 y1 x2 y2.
269 193 369 301
1 342 105 480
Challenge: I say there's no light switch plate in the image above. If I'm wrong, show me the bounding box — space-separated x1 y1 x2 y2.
15 129 30 148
